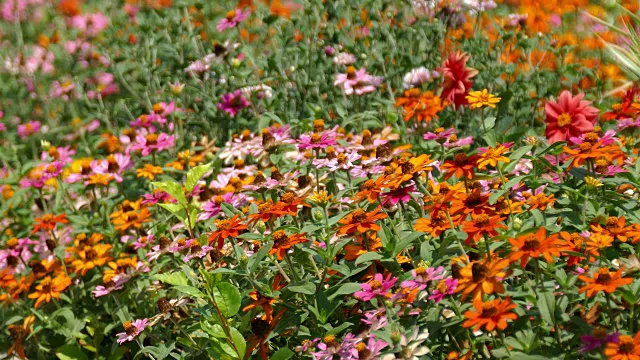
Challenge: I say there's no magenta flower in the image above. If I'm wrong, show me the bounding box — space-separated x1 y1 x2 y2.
41 161 66 181
361 309 388 331
326 151 361 171
91 153 133 182
218 90 250 116
354 273 398 301
17 121 41 138
298 131 338 151
0 123 5 132
129 132 175 156
401 266 445 291
423 128 455 141
428 277 458 303
216 9 250 32
116 318 148 344
351 337 388 360
444 135 473 148
381 184 417 206
580 329 619 353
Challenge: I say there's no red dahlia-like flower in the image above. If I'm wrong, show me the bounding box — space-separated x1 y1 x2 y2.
440 51 478 108
545 90 599 145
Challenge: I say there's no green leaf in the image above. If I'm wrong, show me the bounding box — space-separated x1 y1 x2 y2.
152 181 187 207
483 116 496 130
537 291 556 326
186 163 212 192
153 272 188 286
271 348 294 360
157 203 183 214
173 285 206 299
229 327 246 358
288 282 316 295
354 251 383 266
213 282 242 318
328 283 361 300
56 344 88 360
509 145 532 162
249 243 273 273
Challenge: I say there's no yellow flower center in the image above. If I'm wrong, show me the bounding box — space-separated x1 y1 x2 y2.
557 113 572 127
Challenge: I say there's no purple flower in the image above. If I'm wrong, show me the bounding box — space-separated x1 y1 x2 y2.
354 273 397 301
116 318 148 344
218 90 250 116
216 9 250 32
580 328 619 353
361 309 388 331
428 277 458 303
401 266 444 291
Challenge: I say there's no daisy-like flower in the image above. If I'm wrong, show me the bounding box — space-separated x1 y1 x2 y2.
579 267 633 297
218 90 251 116
216 9 250 32
402 67 439 89
466 89 501 109
440 51 478 107
326 151 361 171
401 266 445 291
70 13 109 37
333 52 357 65
298 131 338 151
381 328 430 360
354 273 398 301
183 242 214 262
334 66 382 96
116 318 148 344
27 274 72 308
91 154 133 182
424 127 455 142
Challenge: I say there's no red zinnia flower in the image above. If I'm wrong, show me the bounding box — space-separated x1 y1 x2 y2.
440 51 478 108
32 214 68 234
545 91 599 145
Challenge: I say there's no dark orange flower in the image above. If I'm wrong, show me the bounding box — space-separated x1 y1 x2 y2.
110 199 152 231
414 211 456 238
27 274 72 308
344 233 383 261
242 274 286 321
563 141 605 170
508 228 562 268
455 257 509 301
463 296 517 332
441 153 479 180
449 188 494 217
32 214 68 234
246 308 287 360
7 315 35 360
591 216 633 243
579 267 633 297
386 155 434 188
354 176 387 203
273 191 309 217
395 89 445 123
269 230 308 260
337 207 387 236
208 215 247 248
604 332 640 360
462 214 507 243
558 231 597 266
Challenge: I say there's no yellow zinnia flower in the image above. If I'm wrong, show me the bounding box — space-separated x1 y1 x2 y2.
466 89 501 109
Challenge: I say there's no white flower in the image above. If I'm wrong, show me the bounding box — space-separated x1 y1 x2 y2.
381 328 430 360
402 67 439 89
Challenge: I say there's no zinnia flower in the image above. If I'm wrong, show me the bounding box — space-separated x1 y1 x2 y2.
216 9 250 32
218 90 251 116
545 90 599 145
354 273 398 301
116 319 148 344
440 51 478 107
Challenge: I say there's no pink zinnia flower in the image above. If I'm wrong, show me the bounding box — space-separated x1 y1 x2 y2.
545 90 599 145
354 273 397 301
116 318 148 344
334 66 381 96
17 120 41 138
129 132 175 156
71 13 109 37
298 130 338 151
423 128 455 142
218 90 250 116
216 9 250 32
401 266 445 291
429 277 458 303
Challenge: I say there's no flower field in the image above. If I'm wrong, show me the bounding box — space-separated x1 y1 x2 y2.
2 0 640 359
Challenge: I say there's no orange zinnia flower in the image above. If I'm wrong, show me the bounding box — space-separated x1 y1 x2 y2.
395 89 445 123
508 228 562 268
269 230 308 260
386 155 434 188
344 233 383 261
273 192 309 217
604 332 640 360
462 214 507 243
337 207 387 236
579 267 633 297
7 315 35 360
441 153 479 180
449 188 494 217
591 216 633 242
477 144 510 170
414 211 456 238
32 213 68 234
562 141 605 170
208 215 247 248
558 231 597 266
71 244 113 276
523 192 555 211
456 257 509 301
463 296 517 332
110 199 152 231
354 176 387 203
27 274 72 308
136 164 163 180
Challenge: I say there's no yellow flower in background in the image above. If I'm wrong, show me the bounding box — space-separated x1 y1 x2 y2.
466 89 501 109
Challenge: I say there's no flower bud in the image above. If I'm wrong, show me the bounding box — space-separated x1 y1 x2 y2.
256 220 266 234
